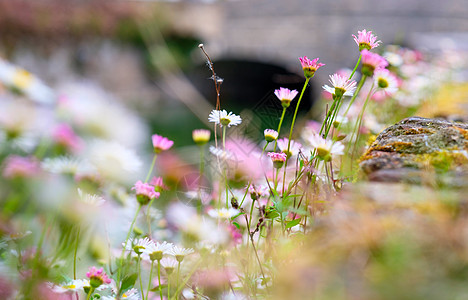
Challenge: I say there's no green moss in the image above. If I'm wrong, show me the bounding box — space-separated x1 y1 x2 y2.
413 151 468 172
391 127 436 136
371 141 414 153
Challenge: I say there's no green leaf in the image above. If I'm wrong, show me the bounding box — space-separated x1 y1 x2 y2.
285 218 301 229
151 284 168 292
231 212 244 220
232 222 241 229
265 210 280 219
120 273 138 295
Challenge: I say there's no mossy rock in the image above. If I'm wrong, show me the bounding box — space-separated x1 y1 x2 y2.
360 117 468 187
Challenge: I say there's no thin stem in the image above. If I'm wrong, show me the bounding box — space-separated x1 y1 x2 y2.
238 181 251 208
342 75 367 119
273 107 287 151
168 275 171 300
350 82 375 160
282 78 309 194
146 260 154 300
86 287 94 300
249 233 269 293
225 170 229 209
144 154 158 183
73 227 80 280
199 145 205 180
261 142 269 158
349 54 362 80
117 205 142 292
138 255 144 300
222 126 227 150
144 154 158 235
157 260 163 300
176 262 181 299
199 44 221 110
287 78 310 151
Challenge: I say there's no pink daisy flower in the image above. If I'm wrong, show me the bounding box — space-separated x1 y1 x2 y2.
298 56 325 79
132 180 160 205
322 73 357 98
352 29 381 51
152 134 174 153
267 152 288 169
51 123 83 153
274 87 298 108
361 49 388 76
150 176 168 192
2 155 40 179
86 266 111 288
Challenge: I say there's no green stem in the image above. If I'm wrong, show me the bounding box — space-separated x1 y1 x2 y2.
349 54 362 80
146 260 154 300
117 205 142 292
138 255 144 300
144 155 159 235
238 181 251 208
350 82 375 159
144 154 158 183
222 126 227 150
198 145 205 214
167 275 171 300
287 78 310 152
176 262 181 299
342 75 367 119
199 145 205 179
86 287 94 300
273 107 287 151
261 142 269 158
274 167 280 191
157 260 163 300
282 78 309 194
225 171 229 209
73 227 80 280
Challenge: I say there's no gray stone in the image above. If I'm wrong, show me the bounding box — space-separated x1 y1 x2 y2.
360 116 468 186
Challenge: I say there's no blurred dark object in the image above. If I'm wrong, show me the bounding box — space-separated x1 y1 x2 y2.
187 58 313 114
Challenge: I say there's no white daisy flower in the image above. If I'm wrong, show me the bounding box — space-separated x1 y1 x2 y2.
41 156 95 176
209 146 235 161
277 138 302 158
143 240 174 261
77 188 105 206
374 69 399 95
207 208 239 219
308 133 344 161
322 73 357 97
0 58 56 104
102 288 140 300
160 257 178 274
168 245 195 262
124 237 155 256
208 110 242 127
57 82 147 148
48 279 88 293
87 140 142 184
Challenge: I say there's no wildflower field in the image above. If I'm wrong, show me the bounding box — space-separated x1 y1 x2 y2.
1 7 468 299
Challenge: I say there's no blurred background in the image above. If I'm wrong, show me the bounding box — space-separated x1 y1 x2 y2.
1 0 468 148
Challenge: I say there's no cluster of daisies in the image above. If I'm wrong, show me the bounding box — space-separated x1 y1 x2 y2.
49 240 194 299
